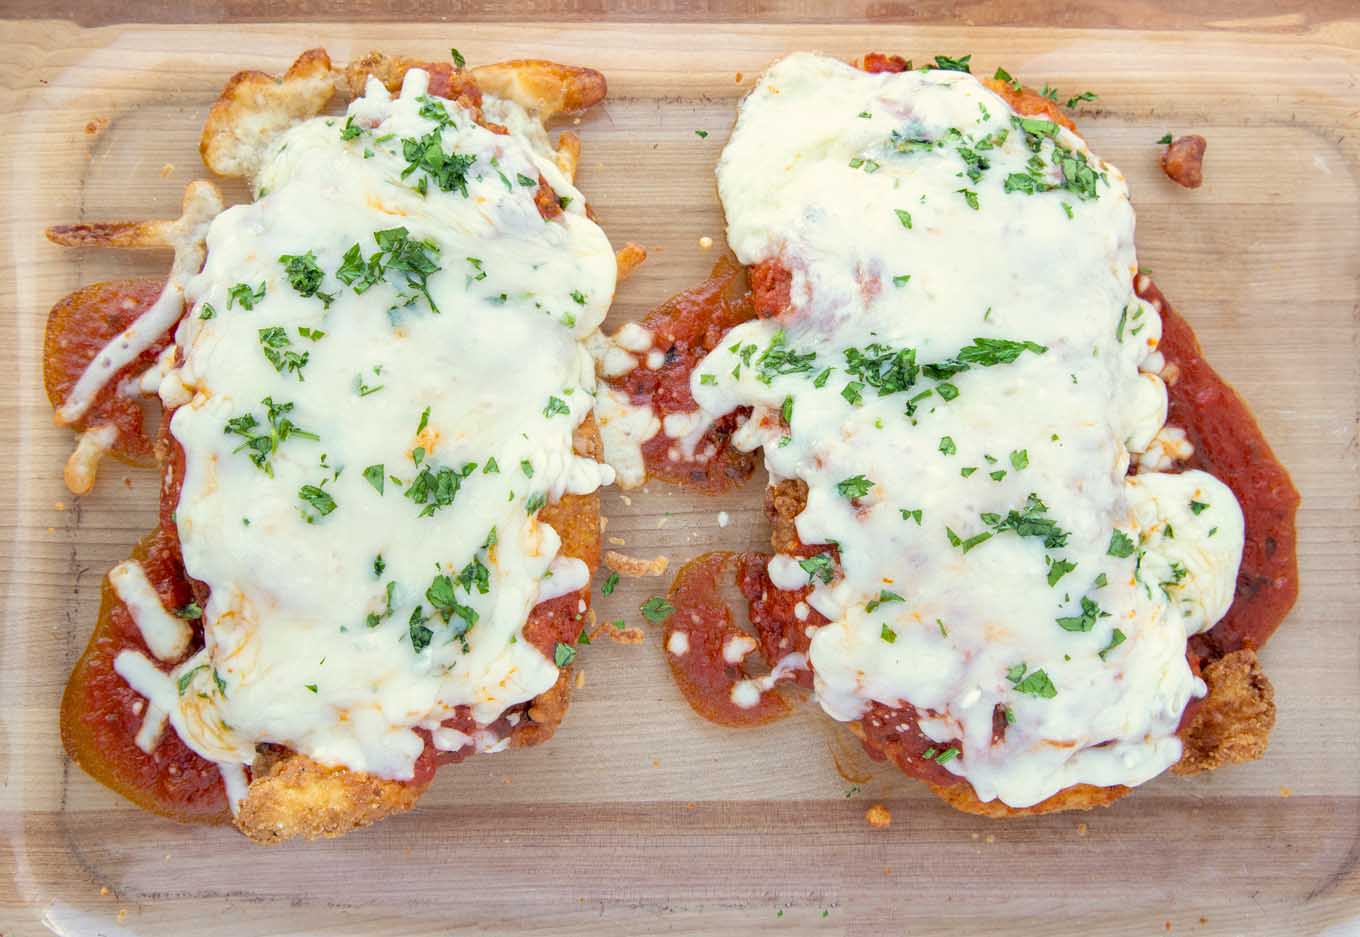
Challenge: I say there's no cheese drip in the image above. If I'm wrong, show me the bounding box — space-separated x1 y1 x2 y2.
694 53 1245 807
140 69 616 781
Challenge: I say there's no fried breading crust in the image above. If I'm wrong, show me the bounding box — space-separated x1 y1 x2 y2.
469 60 608 120
235 750 429 845
200 48 336 178
233 419 605 843
764 475 1272 816
1172 648 1275 774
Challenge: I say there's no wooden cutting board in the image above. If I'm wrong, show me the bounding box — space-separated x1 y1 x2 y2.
1 18 1357 937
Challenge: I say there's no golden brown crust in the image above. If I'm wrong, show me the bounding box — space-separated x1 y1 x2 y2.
930 780 1131 817
235 750 429 844
200 48 336 178
766 478 809 555
470 60 607 120
616 243 648 282
511 668 575 749
1173 648 1275 774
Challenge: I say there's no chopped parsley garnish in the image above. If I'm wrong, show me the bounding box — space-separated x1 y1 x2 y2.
1056 595 1108 633
406 461 476 518
993 66 1021 92
901 508 923 525
936 381 960 401
543 395 570 417
401 127 476 197
892 274 911 287
865 589 904 613
173 602 203 620
279 250 335 306
640 596 675 623
1065 91 1098 108
1099 628 1127 660
450 47 466 68
695 129 709 138
799 553 836 584
199 302 216 320
924 337 1047 379
1190 500 1209 515
409 606 433 652
340 115 363 140
373 554 386 577
298 484 337 518
946 526 993 553
981 493 1069 548
935 747 959 765
224 397 317 476
844 342 919 396
426 572 478 634
338 227 443 315
1107 530 1136 558
520 459 534 478
894 208 913 230
554 641 577 667
1046 557 1078 587
699 373 717 385
1158 132 1174 145
841 381 865 405
880 624 898 644
960 466 978 478
362 464 385 494
525 491 547 514
601 571 619 595
939 435 957 455
836 475 873 499
227 282 265 310
1010 449 1029 470
1007 663 1057 699
258 326 309 379
932 53 972 73
483 456 500 474
754 330 818 383
177 665 206 695
957 187 980 210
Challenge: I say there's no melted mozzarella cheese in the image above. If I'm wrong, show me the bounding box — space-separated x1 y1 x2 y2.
693 53 1245 807
135 69 616 782
108 560 192 661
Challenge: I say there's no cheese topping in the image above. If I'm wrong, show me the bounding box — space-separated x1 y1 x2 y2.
123 69 616 782
692 54 1245 807
108 560 193 661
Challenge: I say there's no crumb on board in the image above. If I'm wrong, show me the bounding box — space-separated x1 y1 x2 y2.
85 116 109 135
574 670 586 689
54 501 65 511
592 620 645 645
652 758 661 768
99 886 109 896
735 72 743 83
985 833 995 844
619 494 632 506
160 163 174 178
717 510 730 527
865 803 892 829
604 550 669 577
117 909 128 924
1280 786 1292 798
608 536 626 546
699 236 713 249
656 515 668 528
1077 822 1088 836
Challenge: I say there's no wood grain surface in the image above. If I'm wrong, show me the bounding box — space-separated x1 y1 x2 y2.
1 17 1358 937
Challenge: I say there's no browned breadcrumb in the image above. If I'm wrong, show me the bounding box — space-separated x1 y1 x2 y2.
608 536 626 546
574 669 587 689
604 550 669 577
200 48 335 179
865 803 892 829
1161 134 1207 189
1280 786 1292 798
1172 649 1275 774
616 243 647 281
85 116 109 135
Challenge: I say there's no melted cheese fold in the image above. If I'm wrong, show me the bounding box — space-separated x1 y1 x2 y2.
139 70 616 781
694 54 1244 807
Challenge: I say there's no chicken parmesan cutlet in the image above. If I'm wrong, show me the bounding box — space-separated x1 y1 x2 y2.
595 52 1298 814
47 49 640 842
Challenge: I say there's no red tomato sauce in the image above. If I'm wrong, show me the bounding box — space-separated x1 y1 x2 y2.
603 256 759 492
1138 279 1301 658
43 278 172 465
